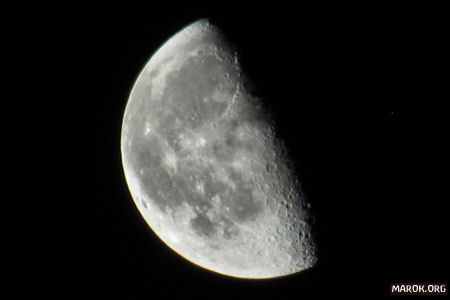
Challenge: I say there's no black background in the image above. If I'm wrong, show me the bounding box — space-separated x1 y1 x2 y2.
8 3 449 299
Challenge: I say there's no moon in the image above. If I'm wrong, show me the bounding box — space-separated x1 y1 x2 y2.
121 19 317 279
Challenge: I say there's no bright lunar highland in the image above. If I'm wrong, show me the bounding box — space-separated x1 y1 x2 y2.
121 19 317 279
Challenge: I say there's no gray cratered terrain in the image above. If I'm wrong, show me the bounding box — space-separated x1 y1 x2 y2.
121 19 317 279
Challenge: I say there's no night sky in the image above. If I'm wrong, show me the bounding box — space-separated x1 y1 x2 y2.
8 3 448 299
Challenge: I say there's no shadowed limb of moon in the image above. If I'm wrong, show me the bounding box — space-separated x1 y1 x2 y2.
121 19 317 279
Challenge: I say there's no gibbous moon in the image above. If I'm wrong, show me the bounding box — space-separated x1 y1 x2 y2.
121 19 317 279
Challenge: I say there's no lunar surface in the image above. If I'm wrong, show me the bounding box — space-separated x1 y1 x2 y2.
121 19 317 279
